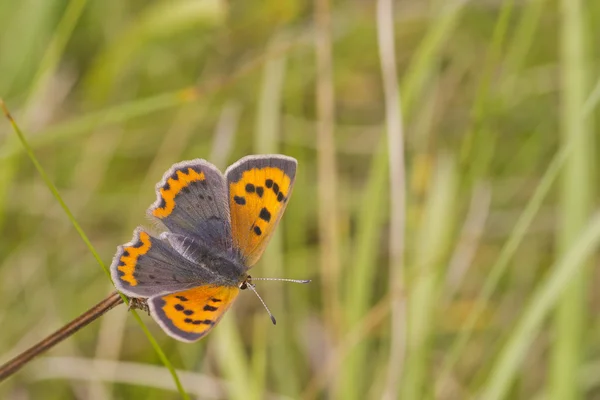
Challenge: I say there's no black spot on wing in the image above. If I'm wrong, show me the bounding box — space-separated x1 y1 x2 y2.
245 183 255 193
277 192 285 202
174 304 184 311
203 305 218 312
256 186 264 197
234 196 246 205
259 207 271 222
253 226 262 236
184 318 215 325
176 296 188 302
265 179 273 188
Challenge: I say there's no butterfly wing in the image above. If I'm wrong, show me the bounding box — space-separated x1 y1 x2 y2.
225 155 297 267
110 228 223 298
148 285 239 342
148 159 232 253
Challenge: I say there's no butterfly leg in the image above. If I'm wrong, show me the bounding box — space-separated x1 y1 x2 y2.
128 297 150 315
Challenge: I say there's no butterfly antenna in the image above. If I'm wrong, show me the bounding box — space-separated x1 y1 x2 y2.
245 283 277 325
251 277 311 284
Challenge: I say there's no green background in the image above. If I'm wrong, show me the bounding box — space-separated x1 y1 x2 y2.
1 0 600 399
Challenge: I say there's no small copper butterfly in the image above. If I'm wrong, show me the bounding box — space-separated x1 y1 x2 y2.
109 155 308 342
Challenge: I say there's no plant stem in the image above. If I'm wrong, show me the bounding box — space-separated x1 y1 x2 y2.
0 291 124 382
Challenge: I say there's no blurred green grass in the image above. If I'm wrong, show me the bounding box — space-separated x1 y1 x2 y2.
1 0 600 399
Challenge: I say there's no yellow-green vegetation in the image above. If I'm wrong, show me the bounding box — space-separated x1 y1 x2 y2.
1 0 599 399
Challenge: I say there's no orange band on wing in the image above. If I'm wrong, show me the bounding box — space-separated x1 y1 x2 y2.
152 168 206 218
229 166 293 265
150 285 239 342
117 231 152 286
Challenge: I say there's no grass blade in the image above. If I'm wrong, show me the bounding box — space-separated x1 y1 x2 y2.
550 0 594 398
314 0 341 366
480 213 600 400
376 0 407 396
402 155 458 399
339 138 389 399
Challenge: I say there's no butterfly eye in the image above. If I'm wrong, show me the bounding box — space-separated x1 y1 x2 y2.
238 275 254 290
239 276 252 290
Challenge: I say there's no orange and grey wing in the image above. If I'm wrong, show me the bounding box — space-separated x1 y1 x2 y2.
225 154 297 267
110 228 216 298
148 159 232 252
148 285 239 342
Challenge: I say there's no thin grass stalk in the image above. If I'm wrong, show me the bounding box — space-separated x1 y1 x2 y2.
0 101 190 399
353 1 469 395
376 0 407 398
550 0 594 398
315 0 341 363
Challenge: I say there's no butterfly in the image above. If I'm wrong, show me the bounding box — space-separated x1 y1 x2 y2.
109 155 308 342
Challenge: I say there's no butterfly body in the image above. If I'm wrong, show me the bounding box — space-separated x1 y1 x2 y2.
159 232 246 287
110 155 297 342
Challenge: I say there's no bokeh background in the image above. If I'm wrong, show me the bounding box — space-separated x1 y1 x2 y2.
1 0 600 399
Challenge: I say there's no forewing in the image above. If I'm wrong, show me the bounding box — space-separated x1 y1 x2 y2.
110 228 219 298
148 159 232 252
225 155 297 266
149 285 239 342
